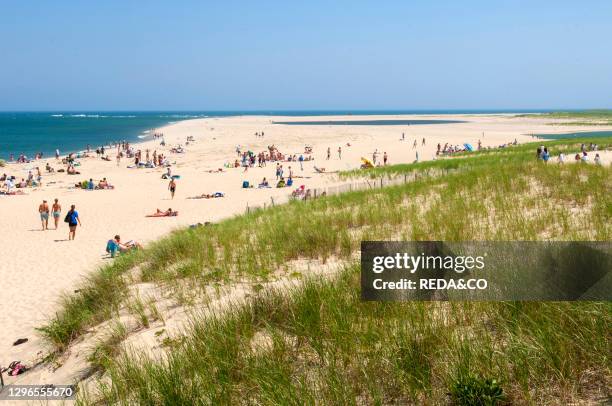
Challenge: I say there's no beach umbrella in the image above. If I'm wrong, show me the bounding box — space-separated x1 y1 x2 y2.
464 143 474 152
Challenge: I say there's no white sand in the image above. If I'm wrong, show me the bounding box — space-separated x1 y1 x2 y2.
1 114 610 373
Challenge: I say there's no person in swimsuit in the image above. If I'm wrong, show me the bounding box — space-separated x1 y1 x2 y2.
66 204 81 240
168 178 176 199
39 200 50 230
52 198 62 230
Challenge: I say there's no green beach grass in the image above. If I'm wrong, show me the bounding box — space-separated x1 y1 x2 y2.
38 137 611 404
516 110 612 126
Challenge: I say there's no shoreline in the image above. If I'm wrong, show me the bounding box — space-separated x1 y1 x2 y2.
0 109 577 161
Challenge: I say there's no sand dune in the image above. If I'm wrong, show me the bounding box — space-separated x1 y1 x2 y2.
1 114 609 375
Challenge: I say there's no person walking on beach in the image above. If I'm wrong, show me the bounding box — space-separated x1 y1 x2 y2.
383 152 388 165
402 133 405 141
338 146 342 159
52 198 62 230
326 147 331 160
422 137 426 146
413 139 417 149
275 163 281 179
168 178 177 199
65 204 81 240
39 200 50 230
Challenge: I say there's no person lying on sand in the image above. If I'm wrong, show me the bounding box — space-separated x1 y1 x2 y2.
146 208 179 217
207 168 225 173
106 234 142 257
188 192 225 199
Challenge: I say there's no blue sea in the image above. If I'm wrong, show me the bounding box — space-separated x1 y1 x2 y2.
0 110 550 160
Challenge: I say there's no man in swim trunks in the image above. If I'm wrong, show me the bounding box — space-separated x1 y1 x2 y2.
52 198 62 230
39 200 50 230
66 204 81 240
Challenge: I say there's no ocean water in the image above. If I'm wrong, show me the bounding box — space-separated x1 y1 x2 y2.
0 110 547 160
0 112 210 160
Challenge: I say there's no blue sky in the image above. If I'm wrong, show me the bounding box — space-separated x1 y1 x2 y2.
1 1 610 110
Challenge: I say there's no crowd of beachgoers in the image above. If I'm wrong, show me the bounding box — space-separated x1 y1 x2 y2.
0 128 608 262
536 142 604 164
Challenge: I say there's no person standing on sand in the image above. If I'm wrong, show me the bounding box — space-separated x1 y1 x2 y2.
168 178 177 199
383 152 388 165
413 139 417 149
39 200 50 230
338 146 342 159
52 198 62 229
65 204 81 240
327 147 331 160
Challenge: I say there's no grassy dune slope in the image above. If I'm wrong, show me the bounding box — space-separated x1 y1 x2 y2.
39 138 611 404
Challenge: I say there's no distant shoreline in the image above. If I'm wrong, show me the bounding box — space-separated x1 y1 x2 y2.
0 110 555 161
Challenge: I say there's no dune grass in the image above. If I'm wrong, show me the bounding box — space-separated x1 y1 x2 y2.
39 138 611 353
36 137 611 404
85 265 611 404
516 110 612 126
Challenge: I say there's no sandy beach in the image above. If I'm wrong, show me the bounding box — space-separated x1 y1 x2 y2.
1 113 610 376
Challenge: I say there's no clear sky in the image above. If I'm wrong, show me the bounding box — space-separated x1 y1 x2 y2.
1 1 610 111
